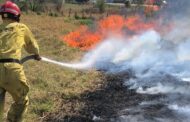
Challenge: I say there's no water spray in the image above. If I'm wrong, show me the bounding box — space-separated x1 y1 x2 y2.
21 55 93 70
41 57 93 70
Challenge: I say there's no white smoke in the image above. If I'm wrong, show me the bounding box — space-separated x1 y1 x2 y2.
83 30 162 72
76 16 190 121
81 28 190 79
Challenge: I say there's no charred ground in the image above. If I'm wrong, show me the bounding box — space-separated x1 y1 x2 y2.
43 70 165 122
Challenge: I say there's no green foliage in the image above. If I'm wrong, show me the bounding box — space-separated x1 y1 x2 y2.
15 0 42 12
0 0 4 4
64 17 74 23
48 12 58 17
125 0 131 8
28 0 40 12
136 0 144 5
48 12 59 17
16 1 27 11
96 0 105 13
74 12 80 19
54 13 58 17
78 19 93 26
36 12 41 15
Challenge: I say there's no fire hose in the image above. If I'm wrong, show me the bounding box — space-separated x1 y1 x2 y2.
21 55 39 64
0 55 39 64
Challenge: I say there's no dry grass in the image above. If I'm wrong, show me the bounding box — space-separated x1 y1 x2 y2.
3 13 103 122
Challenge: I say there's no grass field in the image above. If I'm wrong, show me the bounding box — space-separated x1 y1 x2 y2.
3 13 104 122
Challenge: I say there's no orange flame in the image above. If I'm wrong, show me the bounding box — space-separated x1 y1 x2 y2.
125 16 155 33
62 15 156 50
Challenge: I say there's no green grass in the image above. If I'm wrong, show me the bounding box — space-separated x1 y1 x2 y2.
78 19 94 25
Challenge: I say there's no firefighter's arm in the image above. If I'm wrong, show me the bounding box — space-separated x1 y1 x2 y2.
24 25 41 61
24 25 40 57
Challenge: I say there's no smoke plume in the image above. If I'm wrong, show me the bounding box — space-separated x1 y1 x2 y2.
43 1 190 121
79 1 190 121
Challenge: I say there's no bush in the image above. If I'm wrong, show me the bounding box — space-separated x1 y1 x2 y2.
74 12 80 19
37 12 41 15
15 1 25 11
125 0 131 8
15 0 45 12
78 19 93 25
48 12 58 17
96 0 105 13
28 0 40 12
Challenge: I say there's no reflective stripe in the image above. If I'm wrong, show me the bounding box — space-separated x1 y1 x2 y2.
4 8 19 15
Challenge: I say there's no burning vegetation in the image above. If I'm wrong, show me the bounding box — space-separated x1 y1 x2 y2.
62 15 156 50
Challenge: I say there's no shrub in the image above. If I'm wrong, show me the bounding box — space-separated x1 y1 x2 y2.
48 12 58 17
74 12 80 19
96 0 105 13
15 0 44 12
28 0 40 12
78 19 93 25
125 0 131 8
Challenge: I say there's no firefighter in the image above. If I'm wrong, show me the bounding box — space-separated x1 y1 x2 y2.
0 1 41 122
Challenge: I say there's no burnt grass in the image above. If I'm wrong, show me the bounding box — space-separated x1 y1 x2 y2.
43 71 164 122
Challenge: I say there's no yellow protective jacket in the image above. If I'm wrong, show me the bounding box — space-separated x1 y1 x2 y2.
0 22 39 59
0 22 39 122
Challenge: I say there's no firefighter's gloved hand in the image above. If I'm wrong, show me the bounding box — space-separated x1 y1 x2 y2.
34 54 41 61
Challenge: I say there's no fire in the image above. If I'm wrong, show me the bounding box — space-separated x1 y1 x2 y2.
62 15 156 50
125 16 155 33
144 5 160 15
63 26 102 50
99 15 125 34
